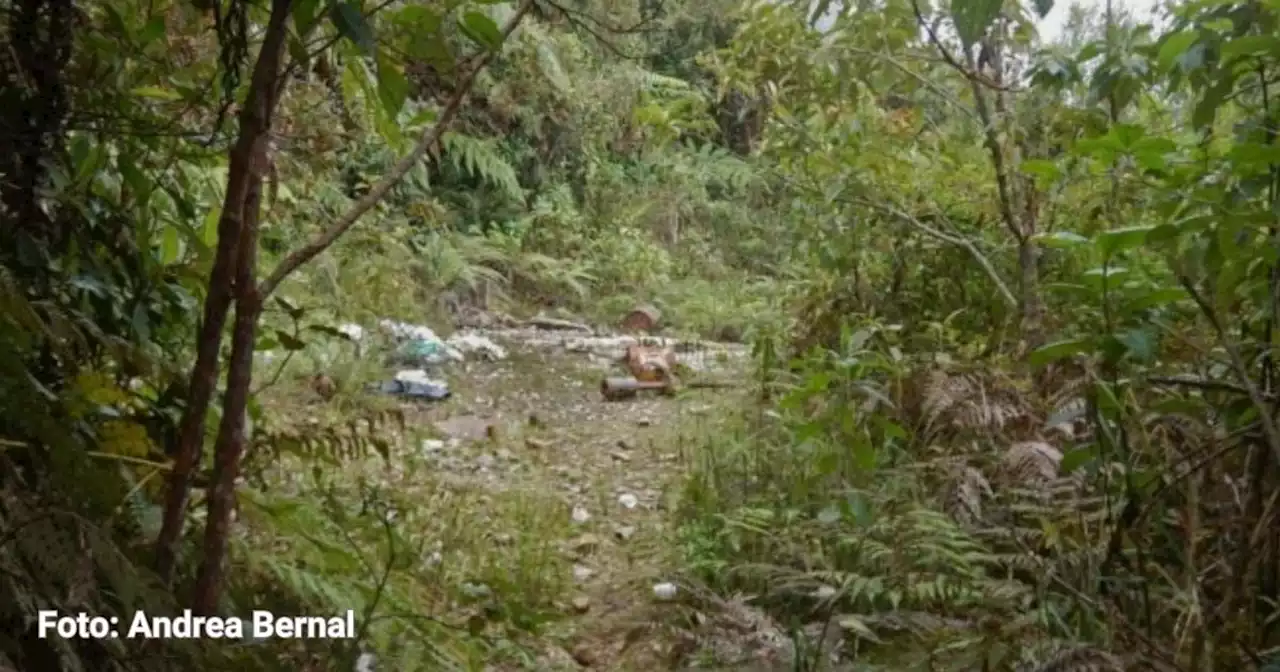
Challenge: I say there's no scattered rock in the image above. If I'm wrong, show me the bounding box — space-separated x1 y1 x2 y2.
571 644 597 667
491 533 514 546
636 418 652 427
609 450 632 463
420 439 445 453
571 533 602 555
652 582 678 601
525 437 551 450
572 506 592 524
616 438 635 451
613 524 637 541
617 493 638 509
570 595 591 613
572 564 595 582
620 304 662 333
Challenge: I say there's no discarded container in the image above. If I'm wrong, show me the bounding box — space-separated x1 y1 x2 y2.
601 377 670 401
623 344 676 382
375 369 451 400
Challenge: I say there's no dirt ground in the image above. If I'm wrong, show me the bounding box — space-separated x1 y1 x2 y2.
381 331 753 670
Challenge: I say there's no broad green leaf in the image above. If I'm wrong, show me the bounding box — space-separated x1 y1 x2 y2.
1110 123 1145 149
1035 231 1088 248
1193 77 1236 129
131 86 182 101
951 0 1003 47
1157 30 1198 72
330 1 375 54
458 10 503 50
159 227 180 265
851 439 876 471
1028 338 1093 367
395 4 442 33
1020 159 1061 181
276 330 307 351
1097 225 1154 256
1219 34 1280 62
375 51 409 118
138 15 166 45
1127 287 1189 311
274 295 306 320
293 0 323 36
287 34 310 71
201 207 221 247
119 161 152 203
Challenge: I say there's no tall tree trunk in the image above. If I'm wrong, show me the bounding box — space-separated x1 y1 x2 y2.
1017 237 1043 349
154 0 293 583
192 174 264 615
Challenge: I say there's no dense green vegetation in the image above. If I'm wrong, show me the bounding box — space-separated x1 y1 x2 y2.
5 0 1280 668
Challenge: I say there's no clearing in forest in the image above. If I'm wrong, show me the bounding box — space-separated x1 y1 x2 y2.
257 324 755 670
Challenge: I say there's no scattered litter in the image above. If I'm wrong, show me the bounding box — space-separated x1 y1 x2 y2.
381 320 464 366
617 493 638 509
375 369 450 400
445 331 507 361
572 506 591 524
337 323 365 342
601 376 670 401
652 582 678 601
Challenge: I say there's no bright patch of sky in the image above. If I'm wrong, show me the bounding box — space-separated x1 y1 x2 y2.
1035 0 1163 42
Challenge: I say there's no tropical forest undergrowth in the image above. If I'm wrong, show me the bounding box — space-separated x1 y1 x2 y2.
9 0 1280 669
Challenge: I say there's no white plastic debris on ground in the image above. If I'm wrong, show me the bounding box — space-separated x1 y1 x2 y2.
379 319 442 343
337 323 364 342
395 369 447 386
445 331 508 361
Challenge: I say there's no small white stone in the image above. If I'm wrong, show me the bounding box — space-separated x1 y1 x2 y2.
617 493 638 509
652 582 678 601
572 506 591 523
573 564 595 582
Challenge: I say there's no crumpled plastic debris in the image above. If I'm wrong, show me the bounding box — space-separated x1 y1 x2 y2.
374 369 451 400
380 320 464 366
445 331 507 361
337 323 364 342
